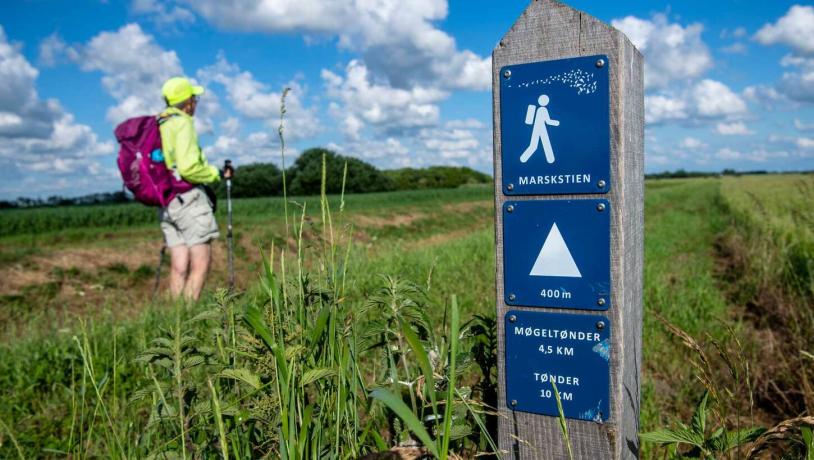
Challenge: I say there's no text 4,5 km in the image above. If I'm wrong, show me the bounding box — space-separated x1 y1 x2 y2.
540 288 572 299
538 345 575 356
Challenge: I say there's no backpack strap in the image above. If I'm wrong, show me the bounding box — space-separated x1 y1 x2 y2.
156 112 180 125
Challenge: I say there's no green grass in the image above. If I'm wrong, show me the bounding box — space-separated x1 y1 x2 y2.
1 176 812 458
0 185 492 239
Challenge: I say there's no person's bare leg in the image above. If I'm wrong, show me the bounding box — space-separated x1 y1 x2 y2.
169 245 190 298
184 243 211 300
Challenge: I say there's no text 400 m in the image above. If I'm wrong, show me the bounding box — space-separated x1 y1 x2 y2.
540 288 571 299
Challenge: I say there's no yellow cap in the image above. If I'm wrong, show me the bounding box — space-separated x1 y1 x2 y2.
162 77 204 106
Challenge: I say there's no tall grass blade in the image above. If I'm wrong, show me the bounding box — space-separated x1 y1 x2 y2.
551 380 574 460
440 295 460 460
208 379 229 460
370 388 440 458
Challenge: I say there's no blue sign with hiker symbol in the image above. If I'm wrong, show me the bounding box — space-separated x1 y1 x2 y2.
505 310 610 421
503 199 610 310
500 55 610 195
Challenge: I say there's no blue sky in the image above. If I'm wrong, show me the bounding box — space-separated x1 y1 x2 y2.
0 0 812 200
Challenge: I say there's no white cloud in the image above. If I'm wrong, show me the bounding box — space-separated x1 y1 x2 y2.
755 5 814 55
176 0 489 91
205 130 290 166
38 33 67 66
721 43 747 55
795 118 814 131
721 27 748 39
131 0 195 27
419 127 480 159
645 80 747 125
198 54 319 141
0 26 115 198
445 119 485 129
322 60 446 139
753 6 814 104
716 147 791 163
716 147 742 160
67 24 185 124
776 54 814 103
797 137 814 148
644 94 687 124
612 14 712 90
680 137 706 149
691 79 748 118
743 84 794 109
715 121 753 135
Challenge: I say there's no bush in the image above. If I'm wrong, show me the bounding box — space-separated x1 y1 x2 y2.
287 147 394 195
384 166 491 190
215 162 283 198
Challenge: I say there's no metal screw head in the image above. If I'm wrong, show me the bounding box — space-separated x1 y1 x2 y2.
503 69 512 79
597 179 606 188
596 203 606 212
597 297 606 306
508 314 517 323
596 59 605 68
508 293 516 301
507 183 514 191
596 321 605 330
510 400 518 407
506 205 515 213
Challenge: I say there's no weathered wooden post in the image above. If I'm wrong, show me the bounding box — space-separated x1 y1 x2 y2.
492 1 644 458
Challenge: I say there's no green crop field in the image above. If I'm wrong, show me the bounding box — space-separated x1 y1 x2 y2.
0 175 812 459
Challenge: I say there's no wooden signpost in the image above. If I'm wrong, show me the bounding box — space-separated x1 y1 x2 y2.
493 1 644 458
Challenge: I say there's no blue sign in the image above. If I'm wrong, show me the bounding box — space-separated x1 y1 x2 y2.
500 55 610 195
505 310 610 421
503 199 610 309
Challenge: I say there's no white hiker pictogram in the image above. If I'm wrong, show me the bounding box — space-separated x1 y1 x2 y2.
520 94 560 164
529 223 581 278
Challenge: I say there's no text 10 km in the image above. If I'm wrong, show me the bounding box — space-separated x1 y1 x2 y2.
540 288 572 299
540 389 573 401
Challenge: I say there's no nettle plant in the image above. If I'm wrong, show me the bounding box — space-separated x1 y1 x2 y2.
131 157 499 459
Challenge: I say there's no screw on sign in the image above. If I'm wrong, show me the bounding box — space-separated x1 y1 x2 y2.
492 1 643 459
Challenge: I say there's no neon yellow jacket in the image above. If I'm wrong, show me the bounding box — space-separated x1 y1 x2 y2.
159 107 220 184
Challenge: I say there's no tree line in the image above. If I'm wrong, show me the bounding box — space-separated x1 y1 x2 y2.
215 148 492 199
1 148 492 209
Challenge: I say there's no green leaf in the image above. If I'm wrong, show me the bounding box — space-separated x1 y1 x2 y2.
183 355 205 368
137 347 174 360
297 404 314 453
284 345 307 360
369 388 439 458
801 426 814 460
440 296 460 460
301 368 336 386
308 304 331 345
446 423 473 441
244 305 274 350
640 428 704 447
220 368 262 390
691 391 709 437
716 427 766 452
400 319 438 411
188 309 221 324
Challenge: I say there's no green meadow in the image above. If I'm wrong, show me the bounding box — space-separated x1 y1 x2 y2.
0 175 812 458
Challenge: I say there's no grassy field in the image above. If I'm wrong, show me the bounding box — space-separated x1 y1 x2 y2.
0 176 811 458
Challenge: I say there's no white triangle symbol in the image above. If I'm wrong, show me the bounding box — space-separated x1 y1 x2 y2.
529 223 582 278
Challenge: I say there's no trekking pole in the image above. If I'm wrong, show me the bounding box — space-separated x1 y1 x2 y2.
152 244 166 300
225 159 235 291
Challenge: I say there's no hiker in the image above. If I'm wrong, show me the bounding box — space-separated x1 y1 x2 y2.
158 77 232 301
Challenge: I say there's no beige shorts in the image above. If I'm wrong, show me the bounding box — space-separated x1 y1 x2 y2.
159 187 219 247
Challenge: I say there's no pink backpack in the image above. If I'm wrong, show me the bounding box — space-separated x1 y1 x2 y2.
115 115 194 207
